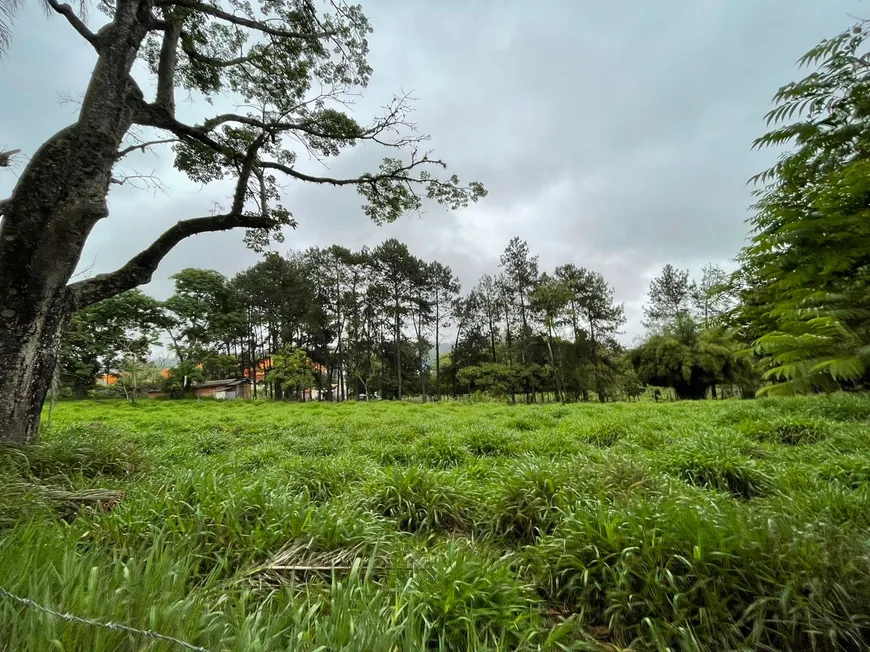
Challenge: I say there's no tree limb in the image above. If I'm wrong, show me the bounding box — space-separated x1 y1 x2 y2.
155 16 181 112
45 0 100 48
69 211 276 308
259 156 442 187
70 132 271 308
180 36 255 68
153 0 336 40
116 138 178 160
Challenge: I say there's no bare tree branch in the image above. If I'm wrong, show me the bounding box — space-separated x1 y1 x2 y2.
45 0 99 48
116 138 178 160
69 132 271 308
0 148 21 167
68 211 276 308
109 169 169 194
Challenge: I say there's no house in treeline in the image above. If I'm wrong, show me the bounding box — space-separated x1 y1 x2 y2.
243 356 346 401
96 368 171 386
189 378 251 400
95 354 346 401
146 378 251 400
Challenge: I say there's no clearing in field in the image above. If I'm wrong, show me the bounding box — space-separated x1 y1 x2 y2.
2 396 870 651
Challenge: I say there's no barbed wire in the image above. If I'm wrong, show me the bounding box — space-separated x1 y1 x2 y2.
0 586 211 652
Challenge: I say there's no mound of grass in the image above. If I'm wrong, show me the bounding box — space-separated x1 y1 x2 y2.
663 435 773 499
482 459 581 543
404 541 539 649
409 433 470 467
360 466 474 534
740 417 830 445
15 424 145 479
461 426 518 457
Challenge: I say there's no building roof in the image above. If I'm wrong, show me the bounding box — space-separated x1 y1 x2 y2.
193 378 249 389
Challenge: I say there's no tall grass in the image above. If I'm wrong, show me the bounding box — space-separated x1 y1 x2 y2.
1 395 869 650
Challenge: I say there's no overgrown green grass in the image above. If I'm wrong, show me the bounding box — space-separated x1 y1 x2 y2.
2 396 870 650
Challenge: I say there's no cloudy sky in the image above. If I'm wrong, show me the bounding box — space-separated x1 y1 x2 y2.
0 0 864 342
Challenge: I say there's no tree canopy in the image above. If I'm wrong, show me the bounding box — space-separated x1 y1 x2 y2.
734 21 870 394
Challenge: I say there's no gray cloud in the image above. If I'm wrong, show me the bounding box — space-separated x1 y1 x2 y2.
1 0 863 341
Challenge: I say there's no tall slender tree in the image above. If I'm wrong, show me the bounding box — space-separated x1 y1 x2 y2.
428 261 460 400
642 265 696 331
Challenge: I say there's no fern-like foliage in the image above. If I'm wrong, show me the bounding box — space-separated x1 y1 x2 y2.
736 20 870 393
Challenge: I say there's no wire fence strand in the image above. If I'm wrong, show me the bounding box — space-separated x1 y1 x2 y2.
0 586 211 652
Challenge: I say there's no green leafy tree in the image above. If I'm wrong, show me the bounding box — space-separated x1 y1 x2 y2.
428 261 460 401
372 239 419 400
557 264 626 401
629 317 748 400
265 347 314 399
163 269 243 368
0 0 484 443
61 290 165 396
642 265 696 331
163 360 206 397
693 263 733 329
530 273 572 402
114 358 166 403
736 21 870 394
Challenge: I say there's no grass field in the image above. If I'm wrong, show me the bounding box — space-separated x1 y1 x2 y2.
2 397 870 651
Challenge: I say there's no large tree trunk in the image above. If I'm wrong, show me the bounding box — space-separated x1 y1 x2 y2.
0 3 152 443
0 296 70 443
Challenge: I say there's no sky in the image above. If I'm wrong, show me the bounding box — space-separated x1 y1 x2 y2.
0 0 865 343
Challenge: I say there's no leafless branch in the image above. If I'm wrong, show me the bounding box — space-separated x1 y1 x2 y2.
0 148 21 167
116 139 178 160
109 170 169 194
45 0 99 48
68 256 97 281
57 91 84 110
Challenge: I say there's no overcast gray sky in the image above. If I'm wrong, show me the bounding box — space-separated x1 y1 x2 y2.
0 0 864 342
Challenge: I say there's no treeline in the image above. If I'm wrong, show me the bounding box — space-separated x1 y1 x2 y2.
62 236 759 402
53 21 870 404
